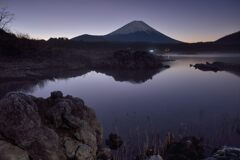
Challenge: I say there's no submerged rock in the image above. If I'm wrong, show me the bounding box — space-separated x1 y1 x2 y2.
0 91 102 160
164 136 204 160
204 146 240 160
97 147 112 160
106 133 123 150
146 155 164 160
136 154 163 160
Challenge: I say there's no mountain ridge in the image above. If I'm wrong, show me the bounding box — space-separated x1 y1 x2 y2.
72 21 181 44
215 30 240 44
108 21 158 35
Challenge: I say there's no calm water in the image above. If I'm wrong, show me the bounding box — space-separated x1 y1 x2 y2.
24 54 240 146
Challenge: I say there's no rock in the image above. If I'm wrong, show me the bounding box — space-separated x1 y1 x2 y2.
0 92 41 139
164 136 204 160
0 92 63 160
63 137 81 159
164 65 170 68
146 146 156 157
63 114 82 128
204 158 217 160
75 144 94 160
136 154 164 160
50 91 63 99
204 146 240 160
0 91 102 160
106 133 123 150
97 147 112 160
193 61 240 72
147 155 164 160
193 63 221 72
75 125 98 154
0 140 29 160
0 133 5 140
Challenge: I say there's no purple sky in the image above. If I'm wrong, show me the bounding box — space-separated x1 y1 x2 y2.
1 0 240 42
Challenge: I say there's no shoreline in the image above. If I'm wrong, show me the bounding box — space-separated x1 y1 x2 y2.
0 91 239 160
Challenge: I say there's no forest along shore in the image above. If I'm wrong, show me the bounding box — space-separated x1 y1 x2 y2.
0 49 168 82
0 27 169 96
0 49 169 98
0 28 168 82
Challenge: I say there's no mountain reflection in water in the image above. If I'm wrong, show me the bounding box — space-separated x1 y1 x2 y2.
1 54 240 148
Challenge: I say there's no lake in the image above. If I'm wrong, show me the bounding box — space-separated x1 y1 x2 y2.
23 53 240 147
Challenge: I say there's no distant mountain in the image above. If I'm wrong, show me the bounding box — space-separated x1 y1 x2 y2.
215 31 240 44
73 34 105 42
72 21 181 44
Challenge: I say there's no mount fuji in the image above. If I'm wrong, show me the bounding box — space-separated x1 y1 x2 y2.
72 21 181 44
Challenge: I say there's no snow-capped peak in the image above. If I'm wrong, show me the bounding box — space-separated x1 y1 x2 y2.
108 21 157 35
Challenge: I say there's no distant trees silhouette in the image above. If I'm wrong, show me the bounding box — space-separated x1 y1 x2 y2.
0 7 14 31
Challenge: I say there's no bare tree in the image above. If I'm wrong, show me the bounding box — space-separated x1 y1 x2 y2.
0 7 14 30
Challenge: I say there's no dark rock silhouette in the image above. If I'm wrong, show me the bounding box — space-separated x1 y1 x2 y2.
192 61 240 73
0 91 104 160
97 148 112 160
204 146 240 160
164 137 204 160
106 133 123 150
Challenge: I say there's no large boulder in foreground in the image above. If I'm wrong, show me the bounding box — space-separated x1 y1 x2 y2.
0 140 29 160
0 91 103 160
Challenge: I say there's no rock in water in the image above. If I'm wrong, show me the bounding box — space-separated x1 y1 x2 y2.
0 91 103 160
147 155 164 160
106 133 123 150
97 147 112 160
204 146 240 160
164 136 204 160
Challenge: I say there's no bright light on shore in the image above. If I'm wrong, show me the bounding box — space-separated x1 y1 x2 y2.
149 49 155 53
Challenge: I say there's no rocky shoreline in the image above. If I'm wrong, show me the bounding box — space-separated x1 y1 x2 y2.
0 91 240 160
0 91 111 160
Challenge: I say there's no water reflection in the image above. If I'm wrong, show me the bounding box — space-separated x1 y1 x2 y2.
0 69 90 98
95 68 164 83
0 68 166 97
1 54 240 148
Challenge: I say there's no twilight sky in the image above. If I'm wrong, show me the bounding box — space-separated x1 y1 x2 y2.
1 0 240 42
